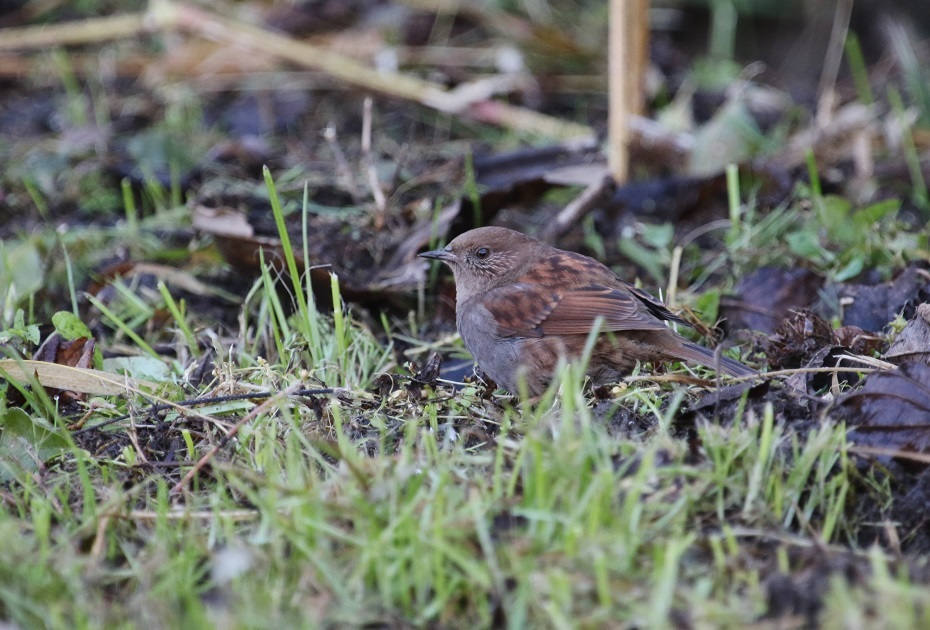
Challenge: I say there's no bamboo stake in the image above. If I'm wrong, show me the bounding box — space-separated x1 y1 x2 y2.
608 0 649 184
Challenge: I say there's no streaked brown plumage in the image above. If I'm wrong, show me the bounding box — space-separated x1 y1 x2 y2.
420 226 754 395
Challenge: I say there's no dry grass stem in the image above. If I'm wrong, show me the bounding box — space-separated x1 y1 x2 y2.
0 12 146 49
362 97 388 227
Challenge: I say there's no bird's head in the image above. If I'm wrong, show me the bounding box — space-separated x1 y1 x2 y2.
419 227 540 296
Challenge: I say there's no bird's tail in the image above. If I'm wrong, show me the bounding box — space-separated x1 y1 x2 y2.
677 341 756 378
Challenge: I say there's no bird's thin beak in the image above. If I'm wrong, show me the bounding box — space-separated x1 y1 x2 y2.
418 246 454 263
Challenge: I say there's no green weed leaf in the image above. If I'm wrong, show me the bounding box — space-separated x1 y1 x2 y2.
0 408 69 480
51 311 94 341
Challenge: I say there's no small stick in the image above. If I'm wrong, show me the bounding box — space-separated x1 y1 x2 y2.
0 12 145 49
361 97 388 227
816 0 854 125
848 445 930 466
89 514 111 560
323 123 363 203
541 175 613 242
127 508 259 521
465 100 594 140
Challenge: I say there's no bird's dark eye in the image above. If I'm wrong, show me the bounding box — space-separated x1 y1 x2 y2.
475 247 490 259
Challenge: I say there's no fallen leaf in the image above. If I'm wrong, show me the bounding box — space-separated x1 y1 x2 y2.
0 359 157 396
885 303 930 365
834 362 930 467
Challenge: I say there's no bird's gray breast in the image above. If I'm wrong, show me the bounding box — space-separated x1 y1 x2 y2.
457 299 524 390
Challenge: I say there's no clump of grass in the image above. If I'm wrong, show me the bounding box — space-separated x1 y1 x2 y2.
717 162 926 283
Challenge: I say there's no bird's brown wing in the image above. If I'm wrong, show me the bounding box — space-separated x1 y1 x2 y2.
622 284 688 326
485 284 679 338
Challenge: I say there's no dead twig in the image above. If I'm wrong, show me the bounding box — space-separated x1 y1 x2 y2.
126 509 259 521
816 0 854 125
323 123 363 203
464 99 594 140
0 12 146 49
89 514 111 561
848 445 930 466
362 97 388 228
541 175 614 242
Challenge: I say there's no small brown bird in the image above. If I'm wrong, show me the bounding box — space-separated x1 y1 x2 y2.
419 226 754 395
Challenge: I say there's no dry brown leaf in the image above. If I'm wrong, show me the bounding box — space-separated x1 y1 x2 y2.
0 360 157 396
